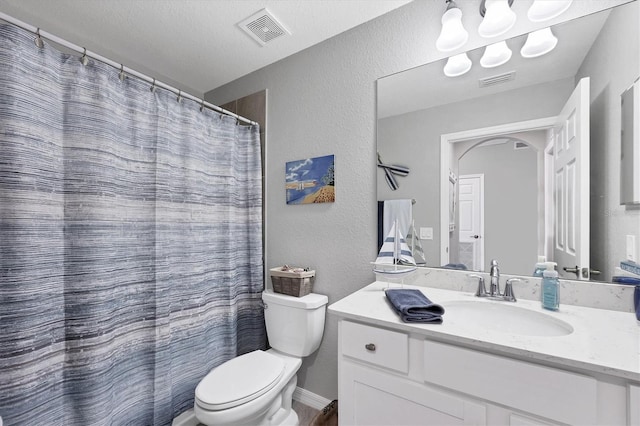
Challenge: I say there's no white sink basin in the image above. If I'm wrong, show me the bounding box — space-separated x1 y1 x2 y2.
444 300 574 337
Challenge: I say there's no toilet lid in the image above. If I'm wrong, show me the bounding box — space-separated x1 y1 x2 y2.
195 350 285 411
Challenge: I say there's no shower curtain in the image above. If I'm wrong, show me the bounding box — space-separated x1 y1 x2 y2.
0 23 266 425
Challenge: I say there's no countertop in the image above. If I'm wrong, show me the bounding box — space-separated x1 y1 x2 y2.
328 281 640 382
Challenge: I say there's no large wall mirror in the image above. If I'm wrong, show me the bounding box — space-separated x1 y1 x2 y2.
377 0 640 283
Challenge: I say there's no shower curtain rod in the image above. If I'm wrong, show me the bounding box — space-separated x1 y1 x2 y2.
0 12 258 126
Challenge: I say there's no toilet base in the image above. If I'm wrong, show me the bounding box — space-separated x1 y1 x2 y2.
278 408 299 426
173 401 298 426
171 376 300 426
180 350 302 426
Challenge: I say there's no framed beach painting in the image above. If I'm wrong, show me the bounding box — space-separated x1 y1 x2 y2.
285 154 335 205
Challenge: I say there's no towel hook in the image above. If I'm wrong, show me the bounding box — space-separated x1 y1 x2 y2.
34 28 44 49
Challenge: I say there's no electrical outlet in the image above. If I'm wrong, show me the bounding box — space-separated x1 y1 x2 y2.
420 227 433 240
627 235 637 262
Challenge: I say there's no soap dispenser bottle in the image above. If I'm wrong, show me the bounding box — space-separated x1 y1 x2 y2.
541 262 559 311
533 255 547 277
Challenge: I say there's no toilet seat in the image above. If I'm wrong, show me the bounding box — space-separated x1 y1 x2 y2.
195 350 285 411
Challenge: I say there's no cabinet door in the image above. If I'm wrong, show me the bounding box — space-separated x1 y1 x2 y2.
631 385 640 426
423 340 597 425
340 361 486 426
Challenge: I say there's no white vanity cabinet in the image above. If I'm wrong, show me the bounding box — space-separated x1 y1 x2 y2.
339 320 486 425
337 319 635 426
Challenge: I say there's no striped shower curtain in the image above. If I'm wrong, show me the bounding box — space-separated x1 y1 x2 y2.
0 23 266 425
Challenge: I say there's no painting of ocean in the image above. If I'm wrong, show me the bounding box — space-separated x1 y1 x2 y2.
285 155 335 205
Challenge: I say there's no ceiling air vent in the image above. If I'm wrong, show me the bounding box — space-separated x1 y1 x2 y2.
478 71 516 88
239 8 290 46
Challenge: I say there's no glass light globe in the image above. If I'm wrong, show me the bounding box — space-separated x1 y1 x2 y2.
528 0 573 22
521 28 558 58
436 6 469 52
480 41 512 68
444 53 472 77
478 0 517 38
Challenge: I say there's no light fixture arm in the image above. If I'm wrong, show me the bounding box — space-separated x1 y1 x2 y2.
479 0 514 17
446 0 459 11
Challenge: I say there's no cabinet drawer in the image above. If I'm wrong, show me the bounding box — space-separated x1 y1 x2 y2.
341 321 408 373
423 340 596 425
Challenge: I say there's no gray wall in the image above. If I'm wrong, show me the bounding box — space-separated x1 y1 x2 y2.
205 0 633 402
458 141 538 274
207 0 446 402
576 3 640 280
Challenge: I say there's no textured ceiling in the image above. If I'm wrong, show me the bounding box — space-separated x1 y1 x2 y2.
0 0 413 96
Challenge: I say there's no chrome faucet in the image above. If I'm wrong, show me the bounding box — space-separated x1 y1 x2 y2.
468 260 522 302
469 274 487 297
503 278 521 302
489 259 500 297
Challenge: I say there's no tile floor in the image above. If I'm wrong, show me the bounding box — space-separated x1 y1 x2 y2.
293 400 320 425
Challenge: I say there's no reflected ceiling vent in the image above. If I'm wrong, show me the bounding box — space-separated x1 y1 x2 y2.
514 140 530 150
478 71 516 88
239 8 290 46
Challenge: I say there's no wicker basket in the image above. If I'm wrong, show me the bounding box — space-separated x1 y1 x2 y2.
269 267 315 297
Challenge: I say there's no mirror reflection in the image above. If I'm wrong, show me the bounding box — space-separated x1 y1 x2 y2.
377 1 640 283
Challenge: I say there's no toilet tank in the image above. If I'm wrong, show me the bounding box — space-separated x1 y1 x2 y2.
262 290 328 357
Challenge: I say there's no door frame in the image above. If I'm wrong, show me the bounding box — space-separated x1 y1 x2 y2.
440 117 556 265
458 174 485 271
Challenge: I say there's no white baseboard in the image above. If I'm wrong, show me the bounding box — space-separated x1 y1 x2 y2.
292 386 332 410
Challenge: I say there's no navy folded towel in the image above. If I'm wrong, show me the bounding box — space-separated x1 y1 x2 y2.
613 276 640 285
385 289 445 324
442 263 468 270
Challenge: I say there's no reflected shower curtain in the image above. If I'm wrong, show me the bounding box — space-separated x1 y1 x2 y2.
0 23 265 425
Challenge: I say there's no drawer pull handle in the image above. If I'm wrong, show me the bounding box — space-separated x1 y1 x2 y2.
365 343 376 352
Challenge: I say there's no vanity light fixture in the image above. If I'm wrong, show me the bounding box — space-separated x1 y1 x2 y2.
478 0 516 38
480 40 512 68
440 0 572 76
444 52 472 77
436 0 469 52
527 0 573 22
520 27 558 58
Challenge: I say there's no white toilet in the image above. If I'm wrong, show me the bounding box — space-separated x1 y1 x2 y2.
190 289 328 426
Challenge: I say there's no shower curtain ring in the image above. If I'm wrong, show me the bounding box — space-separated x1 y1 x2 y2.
177 90 182 103
150 78 156 92
34 28 44 49
200 98 205 112
80 48 89 66
119 64 126 82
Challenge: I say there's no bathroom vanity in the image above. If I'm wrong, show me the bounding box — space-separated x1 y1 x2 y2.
329 282 640 426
